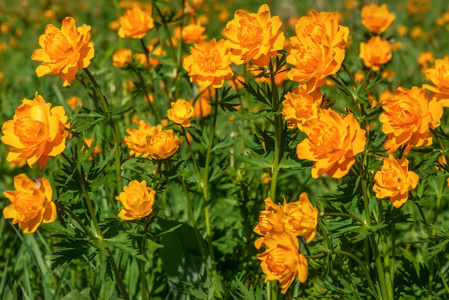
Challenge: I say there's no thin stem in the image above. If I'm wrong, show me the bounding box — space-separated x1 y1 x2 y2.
106 248 131 300
328 75 361 117
269 61 282 201
139 220 150 300
152 2 177 62
57 203 95 239
378 199 393 300
342 63 356 87
181 126 203 184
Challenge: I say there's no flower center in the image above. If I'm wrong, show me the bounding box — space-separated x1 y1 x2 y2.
237 17 264 49
14 191 44 220
297 43 321 73
14 117 44 144
266 248 287 273
390 103 417 125
382 168 401 188
196 48 222 73
44 30 72 60
304 22 326 43
309 123 341 156
127 189 143 206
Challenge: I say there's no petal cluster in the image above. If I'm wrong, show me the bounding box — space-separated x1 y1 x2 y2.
3 174 56 234
223 4 285 66
116 180 156 220
1 93 68 170
373 155 419 208
359 36 392 71
112 48 133 68
361 4 395 35
167 99 194 127
31 17 95 87
423 57 449 106
282 85 322 131
118 6 155 39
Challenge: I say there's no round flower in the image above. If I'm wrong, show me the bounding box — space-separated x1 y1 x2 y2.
282 85 322 131
183 38 233 88
423 57 449 106
380 87 443 152
361 4 395 35
66 96 82 110
112 48 132 68
296 109 366 178
31 17 95 87
167 99 194 127
254 198 285 236
1 92 68 170
118 6 154 39
223 4 285 66
373 155 419 208
359 36 392 71
3 174 56 234
255 231 308 294
147 125 181 160
283 193 319 243
182 23 207 44
123 120 153 158
116 180 156 220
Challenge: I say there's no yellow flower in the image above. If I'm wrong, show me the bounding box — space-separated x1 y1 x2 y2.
118 6 154 39
423 57 449 106
167 99 194 127
282 85 322 131
223 4 285 67
183 38 233 88
3 174 56 234
380 87 443 152
112 48 132 68
147 125 182 160
191 97 212 118
359 36 392 71
123 120 153 158
373 155 419 208
361 4 395 35
254 198 285 236
116 180 156 220
182 22 207 44
283 193 319 243
256 231 308 294
397 25 408 36
66 96 82 110
1 93 68 170
31 17 95 87
296 109 366 178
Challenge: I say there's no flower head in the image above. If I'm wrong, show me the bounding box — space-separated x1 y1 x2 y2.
116 180 156 220
254 198 285 236
283 193 319 243
296 109 366 178
282 85 322 131
31 17 94 87
167 99 194 127
118 6 154 39
1 93 68 170
123 120 153 158
3 174 56 233
112 48 132 67
373 155 419 208
183 38 233 88
361 4 395 35
359 36 392 71
224 4 285 66
182 22 207 44
147 125 182 159
423 57 449 106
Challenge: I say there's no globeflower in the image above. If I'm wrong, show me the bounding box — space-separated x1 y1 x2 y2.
183 38 233 88
283 193 319 243
361 4 395 35
31 17 95 87
423 57 449 106
380 87 443 152
3 174 56 234
255 231 308 294
123 120 153 158
1 93 68 170
359 36 392 71
118 6 154 39
116 180 156 220
112 48 132 68
147 125 182 160
254 198 285 236
296 109 366 178
167 99 194 127
182 22 207 44
223 4 285 66
282 85 322 131
373 155 419 208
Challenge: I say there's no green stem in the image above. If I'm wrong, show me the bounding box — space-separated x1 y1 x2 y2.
269 61 282 201
57 203 95 240
378 199 393 300
342 62 356 87
152 2 177 62
181 127 203 184
106 248 131 300
139 220 150 300
83 68 123 196
328 75 361 117
202 89 222 298
139 38 156 94
391 211 396 292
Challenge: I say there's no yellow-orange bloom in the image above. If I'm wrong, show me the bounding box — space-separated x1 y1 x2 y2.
296 109 366 178
254 198 285 236
123 120 153 158
283 193 319 243
282 85 322 131
66 96 82 110
380 87 443 152
147 125 181 160
118 6 154 39
116 180 156 220
112 48 132 67
182 23 207 44
1 93 68 170
167 99 194 127
359 36 392 71
373 155 419 208
183 38 233 88
256 231 308 294
31 17 95 87
361 4 395 35
423 57 449 106
191 97 212 118
3 174 56 234
223 4 285 67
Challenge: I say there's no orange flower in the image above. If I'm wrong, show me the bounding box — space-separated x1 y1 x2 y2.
167 99 194 127
66 96 82 110
118 6 154 39
373 155 419 208
256 231 308 293
116 180 156 220
254 198 285 236
296 109 366 178
283 193 319 243
282 85 322 131
112 48 132 67
123 120 153 158
191 97 212 118
135 44 165 68
361 4 395 35
1 93 68 170
423 57 449 106
287 12 348 90
183 38 233 88
182 22 207 44
84 138 101 155
147 125 182 159
359 36 392 71
3 174 56 234
380 87 443 152
31 17 95 87
223 4 285 67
